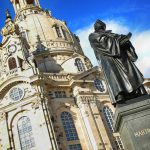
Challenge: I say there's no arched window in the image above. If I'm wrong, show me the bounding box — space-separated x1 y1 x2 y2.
8 57 17 70
75 58 85 72
61 112 79 141
17 116 35 150
103 106 114 132
61 27 68 40
94 79 105 92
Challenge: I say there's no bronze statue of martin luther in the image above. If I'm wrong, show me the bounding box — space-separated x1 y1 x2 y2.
89 20 147 106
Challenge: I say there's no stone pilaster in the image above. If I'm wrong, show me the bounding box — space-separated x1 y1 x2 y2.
0 111 10 150
76 95 105 150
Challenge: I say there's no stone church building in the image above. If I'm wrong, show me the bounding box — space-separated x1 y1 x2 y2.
0 0 149 150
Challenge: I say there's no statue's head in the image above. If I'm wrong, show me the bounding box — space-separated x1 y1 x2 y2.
94 20 106 32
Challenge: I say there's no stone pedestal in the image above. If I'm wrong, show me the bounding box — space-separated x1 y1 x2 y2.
113 95 150 150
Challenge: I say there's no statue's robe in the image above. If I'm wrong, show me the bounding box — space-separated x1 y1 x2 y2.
89 30 144 104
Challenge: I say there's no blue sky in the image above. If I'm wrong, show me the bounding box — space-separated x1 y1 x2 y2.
0 0 150 77
1 0 150 34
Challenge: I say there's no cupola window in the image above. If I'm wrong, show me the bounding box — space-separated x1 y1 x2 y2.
55 26 63 38
61 27 68 40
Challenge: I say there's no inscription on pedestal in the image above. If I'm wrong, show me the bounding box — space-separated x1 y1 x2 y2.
134 128 150 137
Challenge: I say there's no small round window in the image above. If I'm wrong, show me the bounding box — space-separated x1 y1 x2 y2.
9 87 24 101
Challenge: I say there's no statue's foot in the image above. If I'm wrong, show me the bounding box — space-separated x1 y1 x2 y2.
116 93 125 102
114 93 126 107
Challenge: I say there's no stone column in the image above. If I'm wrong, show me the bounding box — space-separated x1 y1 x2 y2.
73 85 113 149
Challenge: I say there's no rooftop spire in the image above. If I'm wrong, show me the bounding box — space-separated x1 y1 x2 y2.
6 9 11 19
5 9 13 24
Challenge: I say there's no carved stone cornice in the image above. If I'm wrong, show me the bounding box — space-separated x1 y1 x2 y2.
44 73 73 81
76 95 97 106
81 96 96 102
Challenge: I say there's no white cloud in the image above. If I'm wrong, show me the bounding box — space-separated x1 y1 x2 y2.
75 20 150 78
132 31 150 77
75 24 97 68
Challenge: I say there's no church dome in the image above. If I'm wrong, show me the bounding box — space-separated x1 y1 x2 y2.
9 2 83 54
0 0 91 74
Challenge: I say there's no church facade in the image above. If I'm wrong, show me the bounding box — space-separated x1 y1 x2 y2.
0 0 149 150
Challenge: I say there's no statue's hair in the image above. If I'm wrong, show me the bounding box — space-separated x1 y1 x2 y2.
94 20 106 31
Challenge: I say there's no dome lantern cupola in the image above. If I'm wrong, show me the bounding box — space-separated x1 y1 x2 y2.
10 0 41 13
